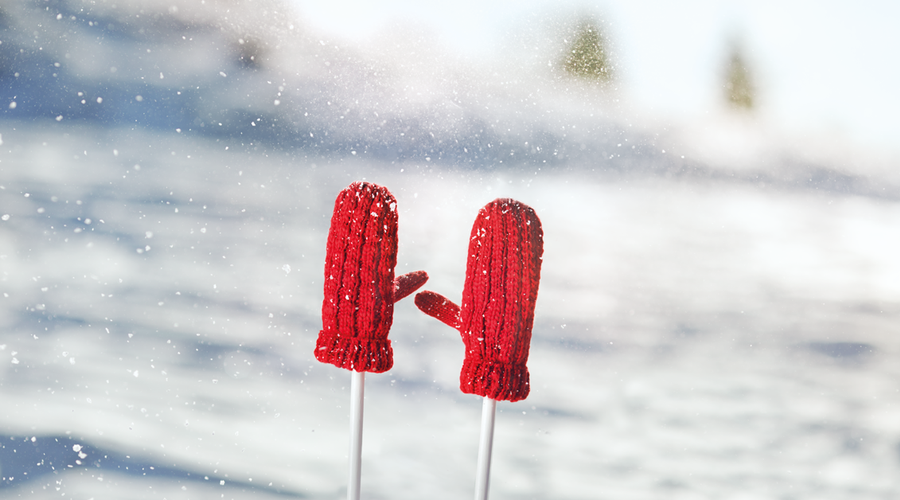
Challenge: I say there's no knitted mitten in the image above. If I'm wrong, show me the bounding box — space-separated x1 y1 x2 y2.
315 181 428 373
415 198 543 402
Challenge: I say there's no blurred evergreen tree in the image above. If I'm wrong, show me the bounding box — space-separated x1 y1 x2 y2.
724 43 755 110
563 19 612 83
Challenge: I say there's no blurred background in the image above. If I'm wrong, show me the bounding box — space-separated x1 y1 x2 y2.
1 0 899 499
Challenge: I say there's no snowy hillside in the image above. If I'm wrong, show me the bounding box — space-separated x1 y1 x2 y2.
2 1 900 499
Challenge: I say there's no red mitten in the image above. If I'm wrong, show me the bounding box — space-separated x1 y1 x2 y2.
415 198 543 402
316 181 428 373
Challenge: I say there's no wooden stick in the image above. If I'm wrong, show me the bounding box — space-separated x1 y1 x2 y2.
348 371 365 500
474 397 497 500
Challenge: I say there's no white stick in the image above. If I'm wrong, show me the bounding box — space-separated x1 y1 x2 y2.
348 371 365 500
474 397 497 500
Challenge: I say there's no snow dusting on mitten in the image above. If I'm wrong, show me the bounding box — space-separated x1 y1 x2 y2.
316 181 427 373
415 198 543 402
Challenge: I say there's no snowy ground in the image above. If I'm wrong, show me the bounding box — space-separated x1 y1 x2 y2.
1 122 900 500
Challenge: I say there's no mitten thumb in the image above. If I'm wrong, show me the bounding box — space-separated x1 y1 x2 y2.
394 271 428 303
414 291 462 331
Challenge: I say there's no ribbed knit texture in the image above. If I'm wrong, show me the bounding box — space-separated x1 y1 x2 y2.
415 198 543 402
315 181 420 373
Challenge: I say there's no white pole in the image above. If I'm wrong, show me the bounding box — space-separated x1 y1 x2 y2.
348 371 365 500
474 397 497 500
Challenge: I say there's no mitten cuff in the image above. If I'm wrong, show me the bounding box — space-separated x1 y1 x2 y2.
459 357 530 402
315 331 393 373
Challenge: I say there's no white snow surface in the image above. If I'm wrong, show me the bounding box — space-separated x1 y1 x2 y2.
0 124 899 499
